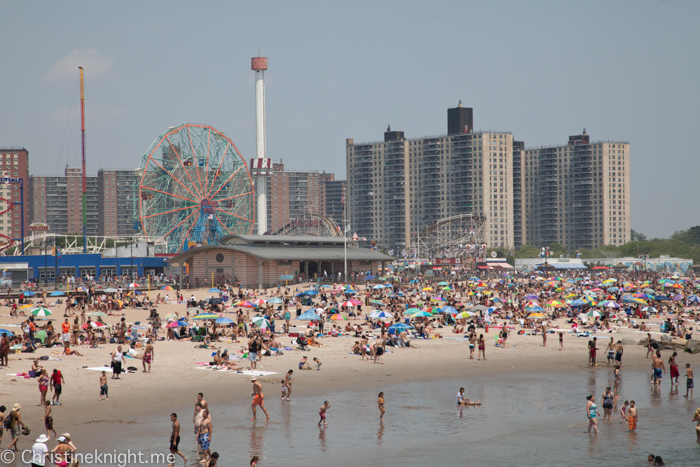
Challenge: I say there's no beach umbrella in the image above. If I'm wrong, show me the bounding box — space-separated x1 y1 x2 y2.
161 286 174 290
547 300 568 308
422 287 433 291
340 300 356 308
164 313 178 320
584 310 602 319
348 299 362 306
527 313 546 319
455 311 474 319
369 310 393 319
687 295 700 303
50 291 65 296
0 329 15 335
607 287 619 293
430 296 446 302
569 299 587 307
655 295 671 301
319 284 333 289
215 317 234 325
23 291 35 297
643 288 656 294
372 284 384 289
425 306 443 314
304 290 318 296
252 298 267 306
31 307 52 318
251 316 270 328
410 311 434 318
329 314 347 321
298 311 321 321
388 323 413 333
193 313 219 320
89 311 107 317
524 294 540 300
525 306 545 312
442 306 458 314
343 290 357 294
236 301 256 308
471 304 489 311
642 306 658 313
128 283 140 288
672 294 684 301
268 297 283 304
165 321 180 328
369 300 384 306
81 322 106 329
598 301 620 308
207 288 222 293
405 307 422 315
104 288 118 293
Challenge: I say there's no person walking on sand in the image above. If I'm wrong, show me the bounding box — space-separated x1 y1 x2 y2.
142 339 154 373
168 413 187 467
586 395 598 434
285 370 293 401
198 410 213 463
7 404 25 452
111 345 123 379
50 368 65 406
627 400 638 433
250 377 270 421
378 392 385 420
41 399 57 439
686 363 694 399
318 401 331 426
558 331 564 351
99 371 108 400
541 324 547 347
477 334 486 360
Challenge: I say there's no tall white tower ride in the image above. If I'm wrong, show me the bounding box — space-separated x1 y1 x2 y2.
251 56 271 234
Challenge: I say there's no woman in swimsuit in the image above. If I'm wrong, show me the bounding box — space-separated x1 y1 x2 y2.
586 395 598 434
601 387 614 421
613 365 621 397
468 332 476 359
693 408 700 444
38 369 50 406
378 392 385 420
477 334 486 361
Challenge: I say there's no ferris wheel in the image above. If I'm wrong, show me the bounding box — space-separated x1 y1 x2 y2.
136 123 255 253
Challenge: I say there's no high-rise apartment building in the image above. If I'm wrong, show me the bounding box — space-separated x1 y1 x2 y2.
347 106 514 252
29 166 98 235
319 172 346 227
0 147 29 241
519 131 630 249
98 169 138 236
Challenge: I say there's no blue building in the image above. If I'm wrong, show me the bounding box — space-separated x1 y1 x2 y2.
0 253 167 283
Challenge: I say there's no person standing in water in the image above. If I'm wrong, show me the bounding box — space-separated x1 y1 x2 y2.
378 392 385 420
668 352 679 385
586 395 598 434
606 338 615 365
686 363 694 399
250 377 270 421
601 387 614 421
318 401 331 427
168 413 187 466
692 408 700 444
613 365 621 397
627 400 638 433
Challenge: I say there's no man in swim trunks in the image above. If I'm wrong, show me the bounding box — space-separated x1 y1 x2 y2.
250 377 270 421
615 340 624 368
652 350 665 386
142 340 154 373
198 410 212 463
168 413 187 466
627 400 637 432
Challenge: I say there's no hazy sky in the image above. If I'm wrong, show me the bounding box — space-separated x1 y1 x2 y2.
1 1 698 238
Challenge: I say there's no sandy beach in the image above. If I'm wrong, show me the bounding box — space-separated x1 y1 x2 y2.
2 283 699 465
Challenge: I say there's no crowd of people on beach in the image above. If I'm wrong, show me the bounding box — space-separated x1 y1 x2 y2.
1 267 700 464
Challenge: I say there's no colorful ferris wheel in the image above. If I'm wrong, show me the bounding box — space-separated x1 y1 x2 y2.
136 124 255 253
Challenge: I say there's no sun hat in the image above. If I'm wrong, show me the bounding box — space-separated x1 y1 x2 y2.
57 436 67 443
36 434 50 443
250 376 257 382
61 433 71 440
12 403 20 411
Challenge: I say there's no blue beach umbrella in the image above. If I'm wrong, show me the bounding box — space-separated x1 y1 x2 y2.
215 317 234 325
298 310 321 321
207 288 222 293
50 291 65 296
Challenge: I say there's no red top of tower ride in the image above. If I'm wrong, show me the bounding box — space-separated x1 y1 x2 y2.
251 57 268 70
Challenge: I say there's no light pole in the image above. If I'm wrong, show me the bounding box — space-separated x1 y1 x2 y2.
130 237 134 281
343 186 347 282
43 239 48 286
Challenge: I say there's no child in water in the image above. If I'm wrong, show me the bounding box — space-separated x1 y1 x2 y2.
318 401 331 426
280 380 287 400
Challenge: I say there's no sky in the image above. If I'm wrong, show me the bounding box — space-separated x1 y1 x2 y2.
1 0 698 239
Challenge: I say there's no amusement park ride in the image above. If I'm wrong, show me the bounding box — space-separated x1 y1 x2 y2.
0 175 24 255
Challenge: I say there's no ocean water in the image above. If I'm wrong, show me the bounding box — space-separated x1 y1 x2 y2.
80 369 700 466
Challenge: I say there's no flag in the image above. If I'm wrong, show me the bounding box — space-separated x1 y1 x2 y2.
345 224 351 233
388 249 394 256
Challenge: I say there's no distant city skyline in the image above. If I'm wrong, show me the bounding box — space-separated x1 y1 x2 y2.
1 1 698 239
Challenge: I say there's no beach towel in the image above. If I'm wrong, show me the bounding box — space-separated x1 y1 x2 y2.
83 366 116 373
